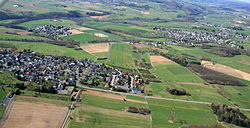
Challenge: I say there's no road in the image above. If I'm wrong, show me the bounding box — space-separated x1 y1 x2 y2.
1 96 11 106
79 86 250 112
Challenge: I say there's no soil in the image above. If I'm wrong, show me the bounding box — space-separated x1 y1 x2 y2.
94 33 108 37
80 43 109 53
150 56 175 66
201 61 250 81
1 101 68 128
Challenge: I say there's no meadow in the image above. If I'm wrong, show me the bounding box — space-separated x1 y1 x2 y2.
108 43 135 67
0 33 51 41
152 64 204 83
68 93 150 128
147 98 218 128
0 41 96 60
169 45 250 74
149 82 232 105
18 19 80 28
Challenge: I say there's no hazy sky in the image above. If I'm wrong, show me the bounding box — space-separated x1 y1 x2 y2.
237 0 250 3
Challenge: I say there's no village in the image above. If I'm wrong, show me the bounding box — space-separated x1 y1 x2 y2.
28 24 73 40
0 49 144 95
154 24 250 48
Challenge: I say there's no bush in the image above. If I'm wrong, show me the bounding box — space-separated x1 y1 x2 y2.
166 87 191 96
127 106 151 115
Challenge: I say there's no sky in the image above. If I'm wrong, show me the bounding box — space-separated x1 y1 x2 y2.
237 0 250 3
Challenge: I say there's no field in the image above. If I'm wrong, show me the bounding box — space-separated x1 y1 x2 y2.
0 41 96 60
169 46 250 74
68 93 150 128
149 82 232 105
201 61 250 81
1 96 68 128
108 43 135 67
80 43 109 53
68 90 222 128
18 19 80 28
147 98 218 128
152 64 204 83
150 55 175 66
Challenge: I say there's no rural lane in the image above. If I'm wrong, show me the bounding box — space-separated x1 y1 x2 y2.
79 86 250 112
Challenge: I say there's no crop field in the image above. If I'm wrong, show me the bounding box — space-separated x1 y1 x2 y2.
149 82 232 105
0 41 96 60
147 98 218 128
108 43 135 67
150 55 175 66
80 43 109 53
169 45 250 74
18 19 80 28
0 33 51 41
69 93 150 128
61 30 122 43
216 85 250 109
201 61 250 81
152 64 204 83
1 97 68 128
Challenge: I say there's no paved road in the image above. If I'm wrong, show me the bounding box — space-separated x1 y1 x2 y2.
79 86 250 112
2 96 11 106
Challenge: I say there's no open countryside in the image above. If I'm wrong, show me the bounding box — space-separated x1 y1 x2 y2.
0 0 250 128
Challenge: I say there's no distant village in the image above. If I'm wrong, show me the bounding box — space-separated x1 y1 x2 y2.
153 22 250 48
0 49 144 94
28 24 73 40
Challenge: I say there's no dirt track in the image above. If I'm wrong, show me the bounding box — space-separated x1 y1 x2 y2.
81 43 109 53
82 90 147 104
150 56 175 66
176 82 212 88
201 61 250 81
2 101 67 128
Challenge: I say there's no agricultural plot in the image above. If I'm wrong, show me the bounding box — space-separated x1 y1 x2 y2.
149 82 232 105
147 98 218 128
201 61 250 81
61 30 122 43
0 33 51 41
170 45 250 74
80 43 109 53
1 97 68 128
150 55 175 66
152 64 204 83
216 85 250 109
69 93 150 128
18 19 80 28
0 41 96 60
108 43 135 67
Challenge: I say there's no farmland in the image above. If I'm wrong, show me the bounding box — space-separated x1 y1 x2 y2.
0 40 96 60
108 43 135 67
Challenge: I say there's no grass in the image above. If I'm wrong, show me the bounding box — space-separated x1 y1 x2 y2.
81 94 147 111
0 33 51 41
152 64 204 83
149 82 232 105
69 93 150 128
18 19 80 28
108 43 135 67
61 30 122 42
0 41 96 60
147 98 218 128
169 45 250 74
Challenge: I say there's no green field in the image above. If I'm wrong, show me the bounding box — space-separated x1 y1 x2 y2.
169 45 250 74
149 82 232 105
61 30 122 43
0 33 51 41
108 43 135 67
18 19 80 28
152 64 204 83
69 93 150 128
0 41 96 60
147 98 218 128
